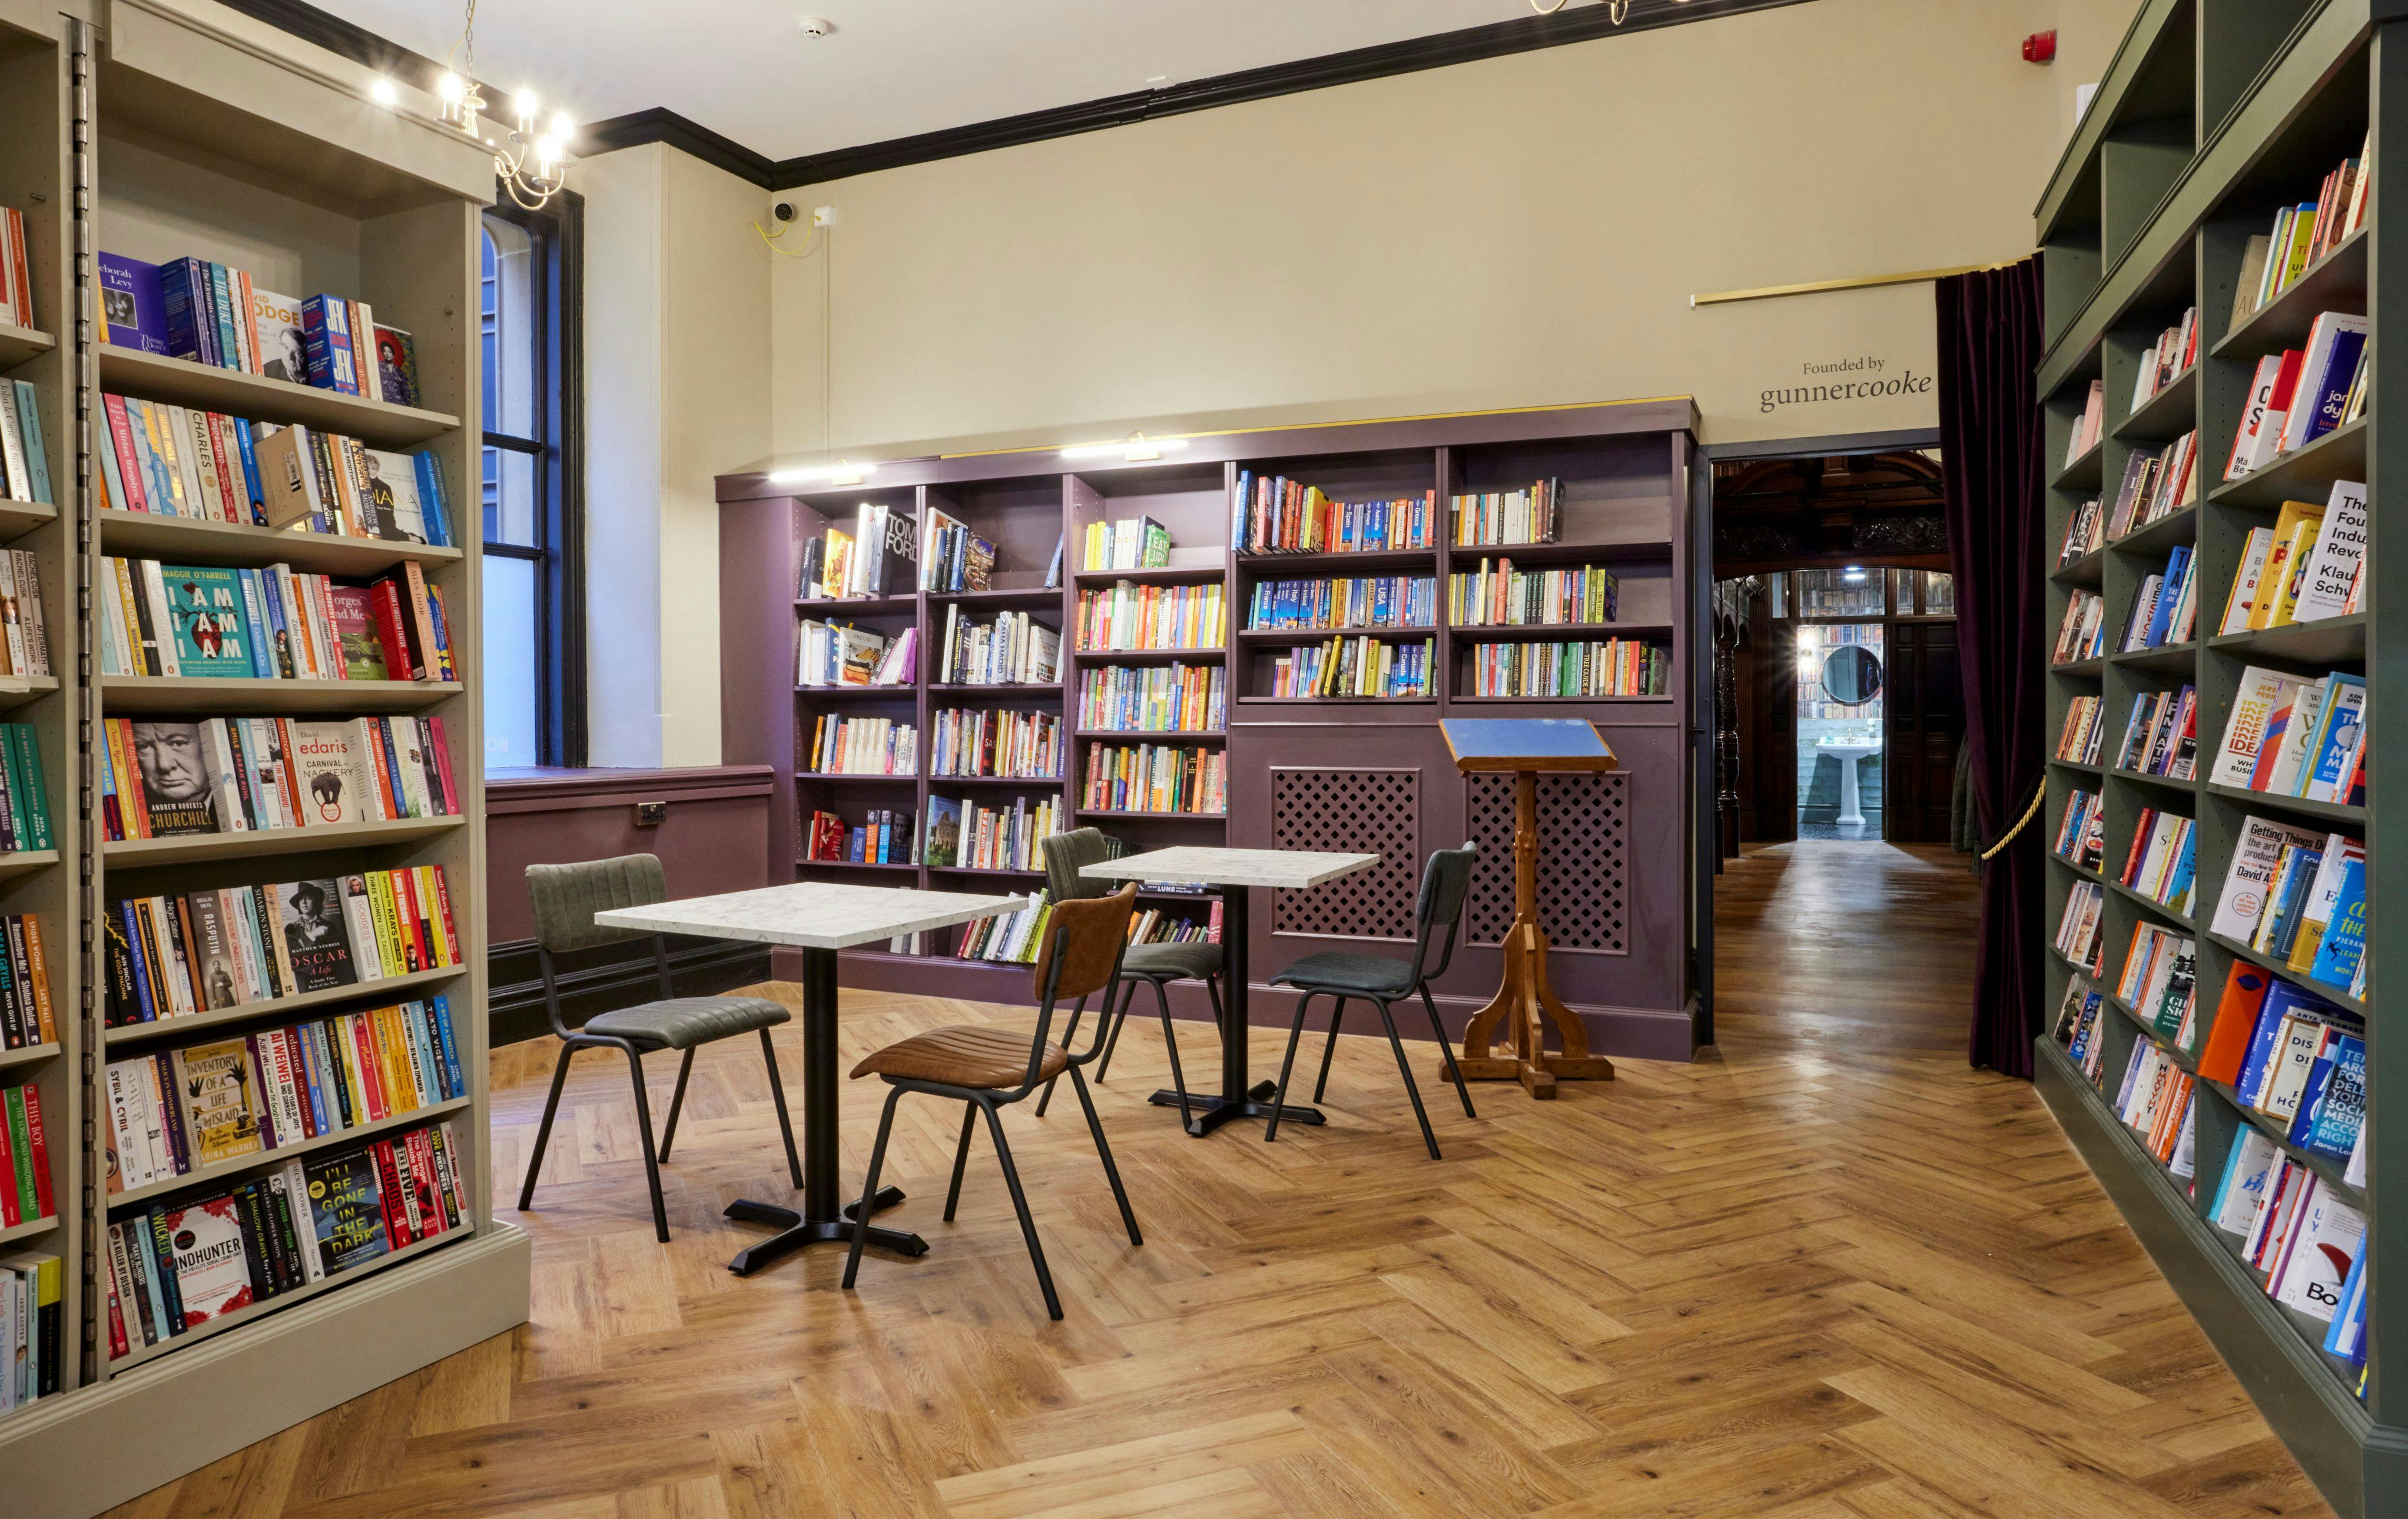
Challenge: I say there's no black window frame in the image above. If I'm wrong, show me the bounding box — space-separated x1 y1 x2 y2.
482 189 588 768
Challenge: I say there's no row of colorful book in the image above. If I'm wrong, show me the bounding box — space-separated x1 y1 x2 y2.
98 715 459 842
99 396 452 546
1076 662 1224 734
99 558 453 684
802 715 917 777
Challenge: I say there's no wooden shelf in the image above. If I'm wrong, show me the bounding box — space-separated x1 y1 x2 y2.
927 682 1063 694
0 1040 58 1070
109 1225 476 1375
928 774 1063 787
0 500 57 546
2105 877 2195 930
2209 418 2366 510
1233 546 1437 574
2054 437 2105 492
2112 364 2197 443
2111 640 2199 674
98 511 463 577
0 850 58 879
0 1213 58 1248
795 595 917 613
1445 693 1669 704
928 864 1043 879
794 684 916 699
0 320 56 372
926 586 1064 609
102 966 469 1049
1074 809 1227 821
1448 621 1671 642
1072 646 1225 663
1073 729 1224 741
2203 931 2364 1020
97 346 459 448
0 675 59 713
2049 757 2105 774
108 1095 473 1211
1070 564 1226 587
2052 657 2105 676
2211 228 2366 362
2201 781 2364 827
2206 614 2364 666
2109 501 2198 558
1448 537 1671 566
104 817 460 866
2051 545 2107 586
2051 852 2107 884
2112 765 2196 797
103 675 460 714
795 771 919 784
1238 625 1437 642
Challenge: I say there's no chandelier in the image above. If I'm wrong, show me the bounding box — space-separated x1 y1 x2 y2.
434 0 572 210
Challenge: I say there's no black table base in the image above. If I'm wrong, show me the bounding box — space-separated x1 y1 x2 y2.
1142 883 1326 1137
724 946 930 1275
1147 1080 1327 1135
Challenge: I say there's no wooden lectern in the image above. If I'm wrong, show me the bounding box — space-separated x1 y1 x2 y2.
1439 718 1618 1100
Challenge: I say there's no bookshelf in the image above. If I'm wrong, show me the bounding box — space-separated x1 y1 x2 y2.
0 3 530 1513
722 399 1703 1059
2032 2 2396 1513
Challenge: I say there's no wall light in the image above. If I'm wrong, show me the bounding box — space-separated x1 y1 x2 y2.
769 459 877 486
1842 565 1868 583
370 77 399 106
1060 432 1190 464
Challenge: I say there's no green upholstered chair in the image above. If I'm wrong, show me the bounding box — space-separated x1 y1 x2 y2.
1033 827 1225 1129
1261 842 1480 1159
516 854 803 1241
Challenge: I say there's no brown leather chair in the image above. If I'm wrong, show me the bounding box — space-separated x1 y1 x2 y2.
841 884 1142 1319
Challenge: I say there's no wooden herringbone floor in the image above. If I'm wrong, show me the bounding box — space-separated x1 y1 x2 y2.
103 842 2333 1518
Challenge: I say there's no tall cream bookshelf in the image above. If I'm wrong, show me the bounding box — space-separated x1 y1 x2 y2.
0 2 530 1512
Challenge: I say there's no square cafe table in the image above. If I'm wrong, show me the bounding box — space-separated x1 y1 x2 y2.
594 880 1030 1275
1081 846 1379 1136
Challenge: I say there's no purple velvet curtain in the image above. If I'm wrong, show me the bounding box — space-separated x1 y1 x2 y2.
1938 259 2047 1077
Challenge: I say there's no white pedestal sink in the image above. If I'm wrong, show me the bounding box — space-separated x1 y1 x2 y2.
1819 740 1882 828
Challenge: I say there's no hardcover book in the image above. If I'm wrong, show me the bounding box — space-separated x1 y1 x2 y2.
129 721 219 836
288 721 363 824
250 288 307 384
158 565 256 676
323 586 389 680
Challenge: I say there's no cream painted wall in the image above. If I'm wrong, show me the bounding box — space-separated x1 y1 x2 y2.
764 0 2074 464
581 144 772 767
2054 0 2152 150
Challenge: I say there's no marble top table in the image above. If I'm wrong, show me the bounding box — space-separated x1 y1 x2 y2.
598 881 1029 1275
1083 847 1378 1137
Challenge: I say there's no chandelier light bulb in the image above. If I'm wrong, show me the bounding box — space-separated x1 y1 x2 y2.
549 111 573 140
370 77 398 106
514 89 539 127
437 71 465 102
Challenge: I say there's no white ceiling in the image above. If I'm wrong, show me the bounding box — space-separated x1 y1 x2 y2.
317 0 1609 162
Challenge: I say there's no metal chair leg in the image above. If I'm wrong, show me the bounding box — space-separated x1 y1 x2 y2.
517 1041 576 1212
841 1087 907 1291
759 1027 805 1190
658 1047 696 1162
1036 986 1110 1116
623 1047 672 1241
1094 979 1139 1082
1264 992 1316 1145
1421 983 1476 1119
943 1101 977 1222
1068 1066 1142 1247
1151 977 1194 1132
1312 996 1348 1103
979 1098 1062 1319
1373 997 1442 1161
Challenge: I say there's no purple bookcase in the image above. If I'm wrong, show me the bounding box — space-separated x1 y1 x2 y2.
718 399 1702 1060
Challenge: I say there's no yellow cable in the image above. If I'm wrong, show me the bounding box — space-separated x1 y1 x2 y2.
754 217 821 260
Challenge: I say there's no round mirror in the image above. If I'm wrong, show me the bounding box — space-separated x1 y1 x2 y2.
1820 645 1883 706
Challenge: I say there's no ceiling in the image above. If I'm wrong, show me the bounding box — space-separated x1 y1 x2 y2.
313 0 1671 161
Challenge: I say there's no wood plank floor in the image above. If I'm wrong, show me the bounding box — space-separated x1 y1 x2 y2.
104 841 2333 1518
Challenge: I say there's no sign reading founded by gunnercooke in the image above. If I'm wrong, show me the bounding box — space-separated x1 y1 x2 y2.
1761 356 1933 414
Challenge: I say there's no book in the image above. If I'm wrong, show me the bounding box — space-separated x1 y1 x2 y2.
372 326 421 407
251 288 307 383
2290 479 2367 622
278 879 358 993
157 1195 254 1325
97 253 168 354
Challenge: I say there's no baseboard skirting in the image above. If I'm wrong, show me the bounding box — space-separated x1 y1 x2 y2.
788 946 1697 1062
488 936 777 1046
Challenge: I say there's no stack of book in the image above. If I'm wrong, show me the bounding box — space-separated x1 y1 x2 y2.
0 1251 60 1412
99 558 455 684
104 996 467 1195
798 502 917 599
798 621 914 688
1448 559 1618 626
953 892 1053 966
1232 473 1434 555
2219 482 2366 633
2055 880 2107 973
2131 307 2198 409
2211 817 2366 999
2112 1039 2195 1177
0 1083 52 1229
2057 694 2106 765
1080 742 1226 815
1245 575 1435 631
2104 432 2198 540
2064 380 2105 466
1448 480 1562 547
802 808 914 865
1270 636 1434 699
2118 923 2198 1044
802 715 916 776
918 506 999 592
925 794 1062 871
936 607 1058 685
105 867 462 1024
2114 685 2195 778
2055 789 2105 871
2058 499 2104 565
2224 314 2367 480
2120 546 2199 651
2120 810 2198 917
931 708 1061 780
2231 140 2370 329
2052 591 2107 664
2208 664 2366 807
0 914 54 1050
101 399 452 546
98 253 421 403
1077 663 1223 734
1074 581 1225 651
1467 639 1668 698
104 1117 473 1362
2208 1130 2367 1362
1081 516 1170 572
99 715 456 841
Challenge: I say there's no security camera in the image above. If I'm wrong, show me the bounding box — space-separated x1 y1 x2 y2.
772 201 799 222
798 16 833 36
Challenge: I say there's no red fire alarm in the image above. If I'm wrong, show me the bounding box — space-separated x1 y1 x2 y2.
2024 29 2058 64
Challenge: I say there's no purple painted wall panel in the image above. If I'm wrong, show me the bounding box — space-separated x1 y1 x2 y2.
486 767 775 942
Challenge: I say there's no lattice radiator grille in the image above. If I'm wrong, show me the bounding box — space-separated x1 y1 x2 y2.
1466 772 1630 954
1271 768 1421 941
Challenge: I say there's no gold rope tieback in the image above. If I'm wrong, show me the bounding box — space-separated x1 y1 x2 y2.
1980 782 2048 861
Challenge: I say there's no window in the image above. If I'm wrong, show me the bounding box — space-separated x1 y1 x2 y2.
480 194 585 767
